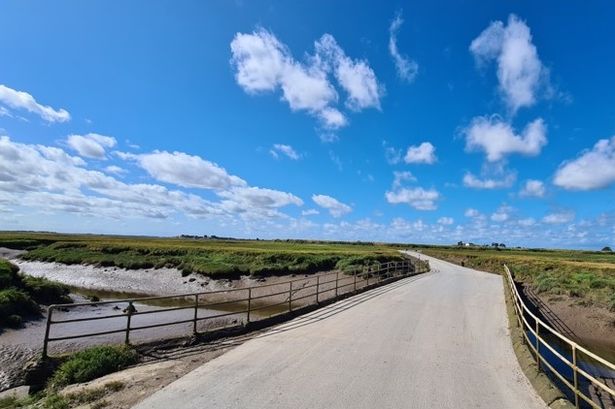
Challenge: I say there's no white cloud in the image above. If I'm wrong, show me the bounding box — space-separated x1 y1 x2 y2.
388 12 419 83
543 211 575 224
67 133 117 159
491 206 513 222
520 179 545 197
464 116 547 162
314 34 383 111
104 165 126 175
312 194 352 217
553 136 615 190
462 171 516 189
230 29 382 131
0 84 70 123
270 144 300 160
437 217 454 225
465 208 480 218
218 187 303 213
404 142 437 164
392 171 416 188
301 209 319 216
133 151 247 190
470 14 549 113
518 218 536 227
385 187 440 211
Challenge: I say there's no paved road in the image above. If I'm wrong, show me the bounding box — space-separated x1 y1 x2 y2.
133 253 546 409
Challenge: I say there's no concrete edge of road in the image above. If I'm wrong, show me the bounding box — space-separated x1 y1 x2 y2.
502 275 576 409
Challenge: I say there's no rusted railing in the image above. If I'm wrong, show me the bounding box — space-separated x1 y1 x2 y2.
504 265 615 408
42 258 429 358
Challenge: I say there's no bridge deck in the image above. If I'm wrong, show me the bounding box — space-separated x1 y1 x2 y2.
133 253 546 409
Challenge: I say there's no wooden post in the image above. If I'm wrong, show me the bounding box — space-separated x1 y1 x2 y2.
289 281 293 312
366 266 370 286
247 288 252 323
335 271 339 297
535 320 540 370
42 306 54 359
125 301 133 345
316 275 320 303
193 294 199 335
353 270 357 292
572 345 579 408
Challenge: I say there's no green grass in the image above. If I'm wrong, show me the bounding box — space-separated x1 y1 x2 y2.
0 232 405 279
0 259 71 328
49 345 138 388
419 246 615 309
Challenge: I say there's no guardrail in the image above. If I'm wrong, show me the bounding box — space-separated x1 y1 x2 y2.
43 258 429 358
504 264 615 408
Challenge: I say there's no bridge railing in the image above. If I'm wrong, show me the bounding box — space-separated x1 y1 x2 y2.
504 264 615 408
42 257 429 358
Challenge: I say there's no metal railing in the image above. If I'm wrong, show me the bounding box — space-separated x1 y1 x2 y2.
42 258 429 358
504 264 615 408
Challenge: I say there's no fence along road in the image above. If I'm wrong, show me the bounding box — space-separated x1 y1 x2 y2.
133 252 546 409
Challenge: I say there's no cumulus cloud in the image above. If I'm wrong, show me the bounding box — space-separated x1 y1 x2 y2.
437 217 454 225
553 136 615 190
462 171 516 189
301 209 319 216
270 144 300 160
67 133 117 159
464 116 547 162
465 208 481 218
404 142 437 164
520 179 545 197
388 12 419 83
491 205 513 222
0 136 305 223
385 187 440 211
470 14 549 113
392 171 416 188
0 84 70 123
104 165 126 175
312 194 352 217
230 29 382 131
542 211 575 224
132 150 247 190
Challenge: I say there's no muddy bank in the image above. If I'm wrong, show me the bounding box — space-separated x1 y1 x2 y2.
526 285 615 361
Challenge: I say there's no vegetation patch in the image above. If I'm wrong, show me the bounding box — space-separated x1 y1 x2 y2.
419 246 615 309
0 259 71 328
49 345 138 389
0 232 405 279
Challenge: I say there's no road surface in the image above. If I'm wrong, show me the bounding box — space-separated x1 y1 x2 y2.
133 253 546 409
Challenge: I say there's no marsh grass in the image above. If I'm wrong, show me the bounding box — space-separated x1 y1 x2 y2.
420 246 615 308
0 232 404 278
0 259 71 328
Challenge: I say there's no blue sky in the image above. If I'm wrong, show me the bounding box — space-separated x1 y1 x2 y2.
1 1 615 249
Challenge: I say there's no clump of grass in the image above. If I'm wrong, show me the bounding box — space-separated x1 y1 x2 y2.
0 259 71 328
49 346 138 388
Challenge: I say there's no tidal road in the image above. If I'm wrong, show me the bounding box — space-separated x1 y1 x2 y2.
133 253 546 409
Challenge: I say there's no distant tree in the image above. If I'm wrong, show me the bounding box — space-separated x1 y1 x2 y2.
499 243 506 248
457 241 464 246
602 246 613 252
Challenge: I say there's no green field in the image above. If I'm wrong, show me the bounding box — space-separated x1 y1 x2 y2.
0 232 406 279
418 246 615 310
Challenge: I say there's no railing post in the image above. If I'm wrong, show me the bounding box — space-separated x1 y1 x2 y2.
193 294 199 335
353 270 357 292
42 305 54 359
316 275 320 303
247 288 252 323
289 281 293 312
535 320 540 370
366 266 370 286
125 301 133 345
335 271 339 297
572 345 580 408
